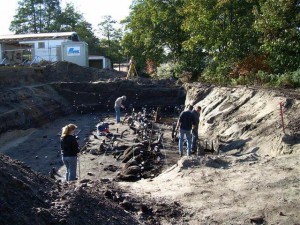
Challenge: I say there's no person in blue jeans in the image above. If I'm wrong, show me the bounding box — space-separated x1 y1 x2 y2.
176 105 195 157
60 123 80 181
114 96 126 123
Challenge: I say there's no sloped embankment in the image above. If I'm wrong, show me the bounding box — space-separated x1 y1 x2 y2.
0 85 72 134
185 83 300 156
0 62 123 90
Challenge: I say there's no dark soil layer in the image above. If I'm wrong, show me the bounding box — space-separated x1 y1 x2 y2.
0 153 183 225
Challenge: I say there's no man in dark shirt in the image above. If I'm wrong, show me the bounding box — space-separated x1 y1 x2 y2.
191 106 201 153
175 105 195 157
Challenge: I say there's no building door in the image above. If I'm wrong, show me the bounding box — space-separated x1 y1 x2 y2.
89 59 103 69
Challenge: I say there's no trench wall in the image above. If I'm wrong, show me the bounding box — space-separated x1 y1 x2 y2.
52 81 186 114
0 63 185 134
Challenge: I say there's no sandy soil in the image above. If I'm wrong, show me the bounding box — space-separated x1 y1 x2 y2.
120 153 300 224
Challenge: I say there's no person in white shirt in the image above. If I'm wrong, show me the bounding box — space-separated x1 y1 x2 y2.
114 96 126 123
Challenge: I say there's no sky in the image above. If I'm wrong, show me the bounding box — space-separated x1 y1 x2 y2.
0 0 133 36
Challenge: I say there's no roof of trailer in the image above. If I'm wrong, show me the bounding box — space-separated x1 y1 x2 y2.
0 32 78 43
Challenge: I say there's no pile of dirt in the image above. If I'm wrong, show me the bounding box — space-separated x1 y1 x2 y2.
0 62 127 89
43 61 126 82
0 153 184 225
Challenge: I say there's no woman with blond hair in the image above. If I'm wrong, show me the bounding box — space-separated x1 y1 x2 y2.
60 124 79 181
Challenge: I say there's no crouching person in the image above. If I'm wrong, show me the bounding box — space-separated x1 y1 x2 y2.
60 124 79 181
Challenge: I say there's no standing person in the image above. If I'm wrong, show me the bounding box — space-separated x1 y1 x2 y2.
126 56 137 80
60 124 80 181
114 96 126 123
191 106 201 153
175 105 195 157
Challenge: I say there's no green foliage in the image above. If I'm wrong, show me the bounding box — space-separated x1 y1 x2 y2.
98 16 124 63
231 69 300 88
98 16 123 49
122 0 188 75
182 0 260 63
276 69 300 88
291 69 300 86
153 63 176 79
123 0 299 88
10 0 62 33
121 32 150 73
75 21 100 55
152 62 183 79
59 3 83 30
257 70 273 85
59 3 100 54
8 0 300 88
254 0 300 73
202 60 232 84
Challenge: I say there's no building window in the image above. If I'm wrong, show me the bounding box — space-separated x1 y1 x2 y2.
38 42 45 49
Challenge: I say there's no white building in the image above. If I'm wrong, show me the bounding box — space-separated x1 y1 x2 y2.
0 32 110 68
0 32 82 64
89 55 111 69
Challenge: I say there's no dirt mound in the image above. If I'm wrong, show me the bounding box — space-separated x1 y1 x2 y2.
44 61 126 82
0 153 139 225
123 153 300 225
0 61 126 89
0 153 55 224
0 153 184 225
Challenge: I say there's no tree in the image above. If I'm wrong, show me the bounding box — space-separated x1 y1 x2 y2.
75 21 100 55
59 3 83 31
178 0 263 81
98 16 124 63
98 16 117 51
121 30 153 74
122 0 188 75
183 0 260 62
10 0 61 33
60 3 100 54
254 0 300 73
147 0 188 62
